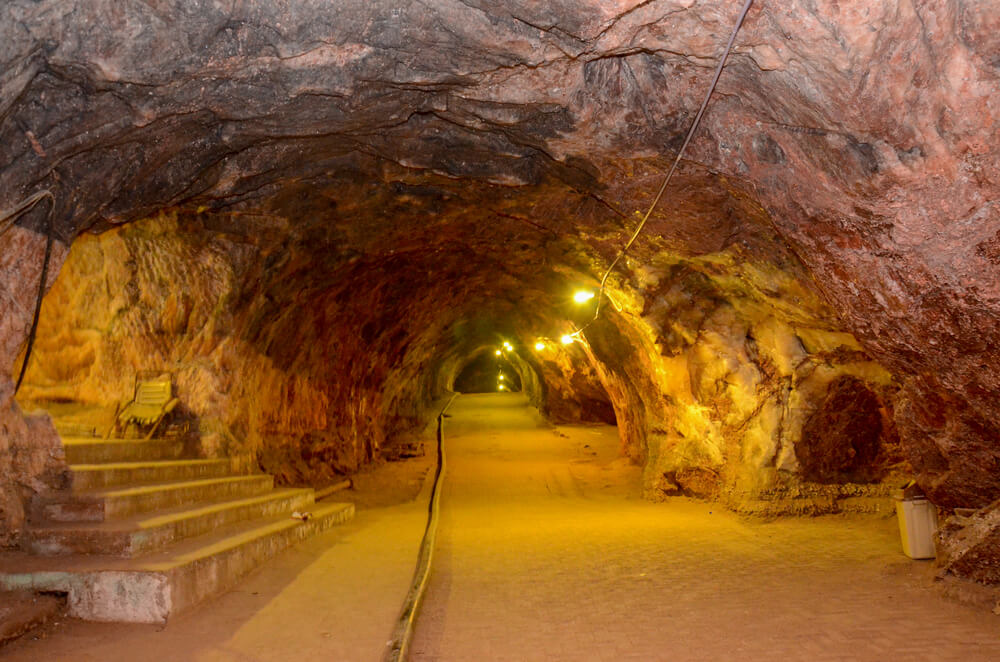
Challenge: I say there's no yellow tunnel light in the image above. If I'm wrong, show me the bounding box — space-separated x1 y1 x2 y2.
499 374 505 380
534 341 545 351
573 290 595 303
498 384 506 391
503 341 513 350
560 334 574 345
495 349 502 356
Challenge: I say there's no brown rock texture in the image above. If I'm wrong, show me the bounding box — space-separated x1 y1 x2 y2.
936 501 1000 586
796 376 897 484
0 590 65 646
15 212 482 484
0 383 70 548
1 0 998 579
573 225 907 505
0 224 68 547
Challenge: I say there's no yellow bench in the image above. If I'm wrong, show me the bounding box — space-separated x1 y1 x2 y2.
109 375 180 440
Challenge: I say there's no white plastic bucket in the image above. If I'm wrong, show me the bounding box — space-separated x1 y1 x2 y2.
895 497 938 559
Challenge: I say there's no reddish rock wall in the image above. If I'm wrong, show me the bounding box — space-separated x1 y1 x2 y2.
15 212 456 486
564 246 906 509
797 376 899 485
0 225 69 547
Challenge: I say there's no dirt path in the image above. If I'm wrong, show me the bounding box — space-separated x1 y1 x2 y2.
410 393 999 662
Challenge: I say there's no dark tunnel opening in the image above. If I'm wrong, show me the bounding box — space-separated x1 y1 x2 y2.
453 351 522 393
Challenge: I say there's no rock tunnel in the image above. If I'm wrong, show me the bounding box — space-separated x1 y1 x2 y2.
1 0 999 643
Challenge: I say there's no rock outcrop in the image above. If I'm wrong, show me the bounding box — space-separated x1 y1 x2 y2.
937 501 1000 586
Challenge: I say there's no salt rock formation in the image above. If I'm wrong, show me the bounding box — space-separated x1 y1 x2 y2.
936 502 1000 586
12 181 906 515
1 1 999 580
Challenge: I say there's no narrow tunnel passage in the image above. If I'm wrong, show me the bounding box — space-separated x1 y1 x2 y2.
2 0 1000 655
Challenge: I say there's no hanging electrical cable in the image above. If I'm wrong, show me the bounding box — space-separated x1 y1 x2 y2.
0 190 56 394
591 0 756 321
0 190 53 238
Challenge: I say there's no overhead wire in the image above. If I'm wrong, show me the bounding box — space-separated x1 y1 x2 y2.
589 0 756 325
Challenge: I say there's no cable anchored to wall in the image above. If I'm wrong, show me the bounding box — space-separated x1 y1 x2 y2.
1 190 56 394
589 0 756 323
0 190 53 239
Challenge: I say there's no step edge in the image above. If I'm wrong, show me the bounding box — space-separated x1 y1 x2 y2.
27 489 317 535
140 503 354 571
75 474 273 499
62 437 179 445
69 459 229 471
0 503 352 623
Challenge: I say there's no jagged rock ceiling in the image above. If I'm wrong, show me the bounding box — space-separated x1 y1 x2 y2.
1 0 999 531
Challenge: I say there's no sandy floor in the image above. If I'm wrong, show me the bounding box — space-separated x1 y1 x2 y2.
3 393 998 661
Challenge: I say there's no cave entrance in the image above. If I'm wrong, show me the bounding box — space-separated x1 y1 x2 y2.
454 351 522 393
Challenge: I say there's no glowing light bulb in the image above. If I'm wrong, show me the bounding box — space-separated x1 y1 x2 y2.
560 334 574 345
573 290 595 303
534 341 545 351
499 374 505 380
495 349 502 356
498 384 506 391
503 341 513 350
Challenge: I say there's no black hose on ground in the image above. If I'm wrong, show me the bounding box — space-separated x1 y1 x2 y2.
383 392 459 662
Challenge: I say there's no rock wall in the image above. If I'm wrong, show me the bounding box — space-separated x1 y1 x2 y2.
9 172 920 523
15 213 449 489
548 241 906 512
688 2 1000 509
0 223 69 547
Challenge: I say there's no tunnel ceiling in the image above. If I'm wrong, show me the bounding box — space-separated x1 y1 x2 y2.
2 0 999 511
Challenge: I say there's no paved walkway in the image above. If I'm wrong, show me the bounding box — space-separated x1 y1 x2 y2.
3 393 998 661
410 393 1000 662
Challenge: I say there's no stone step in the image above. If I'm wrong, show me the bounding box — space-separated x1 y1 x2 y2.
32 475 275 524
69 459 232 490
61 437 186 464
23 488 317 558
0 501 356 623
53 421 99 437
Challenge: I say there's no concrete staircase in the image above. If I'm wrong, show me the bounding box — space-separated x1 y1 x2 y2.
0 437 354 624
